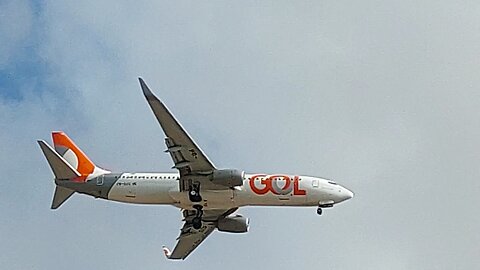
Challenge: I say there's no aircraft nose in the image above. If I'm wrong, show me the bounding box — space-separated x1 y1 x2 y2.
345 189 354 200
337 186 354 203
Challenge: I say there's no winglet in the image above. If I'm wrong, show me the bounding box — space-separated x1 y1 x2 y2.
162 245 172 259
138 77 155 100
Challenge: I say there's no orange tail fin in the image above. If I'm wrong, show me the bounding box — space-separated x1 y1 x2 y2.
52 131 101 181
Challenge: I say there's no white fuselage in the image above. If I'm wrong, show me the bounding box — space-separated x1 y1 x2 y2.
106 172 353 210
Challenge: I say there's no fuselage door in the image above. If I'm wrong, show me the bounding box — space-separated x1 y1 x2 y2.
96 175 104 186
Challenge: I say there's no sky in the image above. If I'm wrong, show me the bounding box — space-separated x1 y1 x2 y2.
1 1 480 269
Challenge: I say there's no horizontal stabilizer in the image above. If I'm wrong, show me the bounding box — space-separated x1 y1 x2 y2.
37 140 81 180
51 185 75 209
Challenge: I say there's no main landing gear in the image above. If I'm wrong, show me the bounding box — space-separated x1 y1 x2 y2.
192 205 203 229
188 182 202 203
317 203 334 216
187 181 203 229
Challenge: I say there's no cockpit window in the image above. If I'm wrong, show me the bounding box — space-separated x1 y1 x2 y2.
328 181 338 185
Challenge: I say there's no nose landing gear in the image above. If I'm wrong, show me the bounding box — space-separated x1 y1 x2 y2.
317 203 334 216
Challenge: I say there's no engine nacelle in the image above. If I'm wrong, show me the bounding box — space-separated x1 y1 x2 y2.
211 169 244 187
217 215 249 233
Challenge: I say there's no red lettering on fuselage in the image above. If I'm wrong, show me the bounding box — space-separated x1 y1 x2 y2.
249 174 306 196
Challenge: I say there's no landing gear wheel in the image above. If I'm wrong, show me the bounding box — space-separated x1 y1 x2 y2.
191 205 203 229
188 183 202 202
317 207 323 215
192 217 202 229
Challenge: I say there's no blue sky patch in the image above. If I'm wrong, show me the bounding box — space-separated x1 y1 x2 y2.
0 0 46 102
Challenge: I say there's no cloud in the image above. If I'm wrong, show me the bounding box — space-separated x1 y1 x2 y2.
1 1 480 269
0 0 33 68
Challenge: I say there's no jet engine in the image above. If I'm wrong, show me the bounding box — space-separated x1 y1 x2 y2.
217 214 249 233
211 169 244 187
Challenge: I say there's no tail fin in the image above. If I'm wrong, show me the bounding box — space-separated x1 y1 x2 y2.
37 140 81 179
51 131 108 181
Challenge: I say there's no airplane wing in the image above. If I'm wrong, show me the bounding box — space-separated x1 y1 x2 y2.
165 221 216 260
139 78 215 174
139 78 228 190
164 208 238 260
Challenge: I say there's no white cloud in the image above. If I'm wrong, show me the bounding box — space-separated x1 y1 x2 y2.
0 0 33 68
1 1 480 269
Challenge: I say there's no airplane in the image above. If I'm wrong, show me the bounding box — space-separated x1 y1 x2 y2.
37 78 354 260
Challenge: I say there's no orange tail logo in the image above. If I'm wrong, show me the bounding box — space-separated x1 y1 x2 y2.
52 131 95 181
